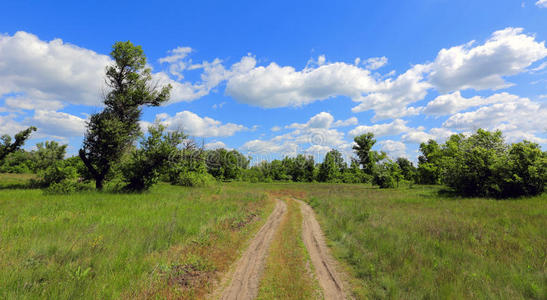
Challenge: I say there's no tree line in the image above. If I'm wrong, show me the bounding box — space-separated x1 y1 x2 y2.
1 41 545 197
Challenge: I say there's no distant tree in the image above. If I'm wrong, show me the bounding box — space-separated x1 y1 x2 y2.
396 157 416 181
0 126 36 162
416 139 442 184
318 150 345 182
353 133 386 176
373 160 401 188
79 41 171 190
31 141 67 172
206 148 249 180
502 141 546 196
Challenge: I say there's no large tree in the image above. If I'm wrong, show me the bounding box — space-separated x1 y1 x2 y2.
0 126 37 162
79 41 171 190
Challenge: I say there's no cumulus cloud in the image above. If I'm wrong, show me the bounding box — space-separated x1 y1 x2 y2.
30 110 87 138
442 96 547 143
423 92 519 116
333 117 358 127
204 141 228 150
402 127 456 144
364 56 388 70
349 119 411 137
0 109 86 140
0 31 111 108
536 0 547 8
155 110 247 137
241 112 348 156
428 28 547 92
379 140 407 159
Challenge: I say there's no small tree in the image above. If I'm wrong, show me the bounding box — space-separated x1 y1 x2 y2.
79 41 171 190
0 126 37 162
121 124 185 191
353 133 386 177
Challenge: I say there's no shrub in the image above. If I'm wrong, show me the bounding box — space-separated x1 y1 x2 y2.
173 171 215 187
35 161 78 188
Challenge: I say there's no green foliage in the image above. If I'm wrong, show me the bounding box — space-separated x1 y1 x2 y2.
373 160 402 188
416 139 442 184
79 41 171 190
36 161 78 187
318 149 345 182
206 148 249 180
419 129 546 198
396 157 416 181
31 141 67 172
0 126 37 162
121 124 186 191
503 141 547 196
353 132 386 176
174 171 215 187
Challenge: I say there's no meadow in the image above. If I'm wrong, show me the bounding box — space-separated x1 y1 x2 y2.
0 175 274 299
300 184 547 299
1 174 545 299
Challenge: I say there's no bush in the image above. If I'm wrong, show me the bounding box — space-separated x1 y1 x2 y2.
43 180 78 195
173 171 215 187
34 161 78 188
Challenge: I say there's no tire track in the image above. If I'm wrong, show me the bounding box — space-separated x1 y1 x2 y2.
215 198 287 300
296 199 347 300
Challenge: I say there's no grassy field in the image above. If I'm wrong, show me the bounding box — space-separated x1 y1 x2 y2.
298 184 547 299
1 175 546 299
0 175 274 299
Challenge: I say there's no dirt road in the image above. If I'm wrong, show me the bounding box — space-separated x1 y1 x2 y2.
213 198 347 299
296 199 347 300
216 199 287 300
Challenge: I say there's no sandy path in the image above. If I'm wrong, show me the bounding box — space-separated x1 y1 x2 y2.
215 198 287 300
296 199 347 300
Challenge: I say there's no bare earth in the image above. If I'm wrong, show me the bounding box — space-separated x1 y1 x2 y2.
296 199 348 300
215 198 287 300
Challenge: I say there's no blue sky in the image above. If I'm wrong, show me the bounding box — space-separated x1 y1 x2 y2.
1 0 546 163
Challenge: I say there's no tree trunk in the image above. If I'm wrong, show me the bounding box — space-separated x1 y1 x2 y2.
95 178 104 190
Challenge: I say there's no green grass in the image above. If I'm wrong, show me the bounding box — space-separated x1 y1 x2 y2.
300 184 547 299
0 175 272 299
2 175 545 299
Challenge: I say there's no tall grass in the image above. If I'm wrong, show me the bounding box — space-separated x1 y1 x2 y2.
0 178 271 299
301 184 547 299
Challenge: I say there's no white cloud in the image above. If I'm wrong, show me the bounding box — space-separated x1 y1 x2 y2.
442 96 547 143
402 127 456 144
30 110 87 138
349 119 411 137
240 140 298 155
204 141 228 150
241 112 348 156
225 62 379 108
364 56 388 70
423 91 519 116
333 117 358 127
536 0 547 8
350 63 432 120
429 28 547 92
0 31 111 107
379 140 407 159
156 110 247 137
271 126 282 132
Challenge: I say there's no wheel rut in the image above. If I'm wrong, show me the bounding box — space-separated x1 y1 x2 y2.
215 198 287 300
